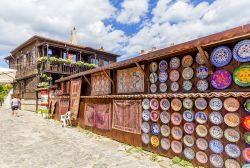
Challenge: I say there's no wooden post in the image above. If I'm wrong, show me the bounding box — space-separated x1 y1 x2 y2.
135 62 149 81
103 70 114 85
197 46 213 74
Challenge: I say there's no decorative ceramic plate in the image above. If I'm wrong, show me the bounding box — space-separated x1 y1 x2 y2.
161 125 170 137
197 80 208 92
159 83 167 93
169 70 180 82
209 112 223 125
171 126 183 140
159 71 168 83
233 65 250 87
141 133 150 144
159 60 168 71
209 140 223 154
210 154 224 168
209 126 223 139
171 140 183 154
244 132 250 145
184 122 194 134
170 57 180 69
170 82 179 92
149 72 158 84
224 113 240 127
183 135 194 147
209 98 223 111
182 67 194 80
142 99 150 110
196 125 208 137
183 80 192 91
141 122 150 133
184 147 195 160
196 151 208 164
142 110 150 121
150 99 159 110
151 135 159 147
171 98 182 111
243 148 250 162
171 112 182 125
150 111 160 122
224 128 240 142
150 62 158 72
210 46 232 67
160 138 170 150
160 111 170 124
225 144 240 158
195 111 207 124
224 97 240 112
211 70 232 89
182 55 193 67
196 51 209 65
183 110 194 122
195 98 207 110
225 159 240 168
150 84 157 93
244 99 250 113
242 116 250 130
242 164 250 168
196 65 209 79
183 98 193 109
160 99 170 110
233 39 250 62
196 138 208 151
151 123 160 135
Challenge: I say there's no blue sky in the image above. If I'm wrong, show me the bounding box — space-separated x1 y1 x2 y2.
0 0 250 68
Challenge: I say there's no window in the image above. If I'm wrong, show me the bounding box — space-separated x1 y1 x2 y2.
104 59 109 66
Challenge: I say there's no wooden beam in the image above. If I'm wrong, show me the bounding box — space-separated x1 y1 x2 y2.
197 46 213 74
103 70 114 85
135 62 149 81
83 75 91 87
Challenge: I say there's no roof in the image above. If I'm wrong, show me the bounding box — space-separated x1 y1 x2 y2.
55 23 250 83
0 68 16 84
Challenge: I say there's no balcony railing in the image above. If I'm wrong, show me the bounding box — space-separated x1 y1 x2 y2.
44 62 87 75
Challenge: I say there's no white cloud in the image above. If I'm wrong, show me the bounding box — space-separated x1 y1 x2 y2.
116 0 149 24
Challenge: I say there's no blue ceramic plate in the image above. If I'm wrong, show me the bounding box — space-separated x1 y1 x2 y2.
183 80 192 91
210 46 232 67
233 39 250 62
209 140 223 154
142 110 150 121
209 154 224 168
225 144 240 158
160 111 170 124
196 65 209 79
195 111 207 124
151 123 160 135
159 60 168 71
183 110 194 122
158 71 168 82
209 112 223 125
141 122 150 133
209 98 223 111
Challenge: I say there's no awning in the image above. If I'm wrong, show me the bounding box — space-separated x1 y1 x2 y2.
0 68 16 84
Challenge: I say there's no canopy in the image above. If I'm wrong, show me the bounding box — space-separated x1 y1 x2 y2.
0 68 16 84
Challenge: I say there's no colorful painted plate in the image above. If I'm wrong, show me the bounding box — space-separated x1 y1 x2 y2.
142 98 150 110
242 116 250 131
171 140 183 154
184 122 194 134
196 65 209 79
182 67 194 80
196 138 208 151
171 98 182 111
149 72 158 84
150 111 160 122
244 99 250 113
141 133 150 144
158 71 168 83
196 125 208 137
195 111 207 124
151 123 160 135
150 84 157 93
183 135 194 147
242 164 250 168
209 98 223 111
183 80 192 91
224 97 240 112
159 83 167 93
170 57 180 69
183 98 193 109
170 82 179 92
160 99 170 110
150 99 159 110
225 159 240 168
195 98 207 110
224 113 240 127
225 144 240 158
233 65 250 87
209 140 223 154
233 39 250 62
160 138 170 150
224 128 240 142
141 122 150 133
209 111 223 125
169 70 180 82
183 110 194 122
243 148 250 162
210 154 224 168
171 126 183 140
159 60 168 71
210 46 232 67
196 51 209 65
211 70 232 89
160 111 170 124
151 135 159 147
197 80 208 92
184 147 195 160
209 126 223 139
244 132 250 145
150 62 158 72
182 55 193 67
161 125 170 137
142 110 150 121
196 151 208 164
171 112 182 125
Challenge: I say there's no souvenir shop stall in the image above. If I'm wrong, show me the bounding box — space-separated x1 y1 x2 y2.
54 24 250 168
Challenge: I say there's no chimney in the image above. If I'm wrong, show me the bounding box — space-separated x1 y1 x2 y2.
70 27 77 45
99 46 104 51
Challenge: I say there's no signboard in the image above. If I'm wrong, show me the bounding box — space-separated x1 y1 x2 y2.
70 78 82 119
41 90 49 106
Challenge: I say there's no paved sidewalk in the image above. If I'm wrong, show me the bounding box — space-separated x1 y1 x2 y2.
0 109 183 168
